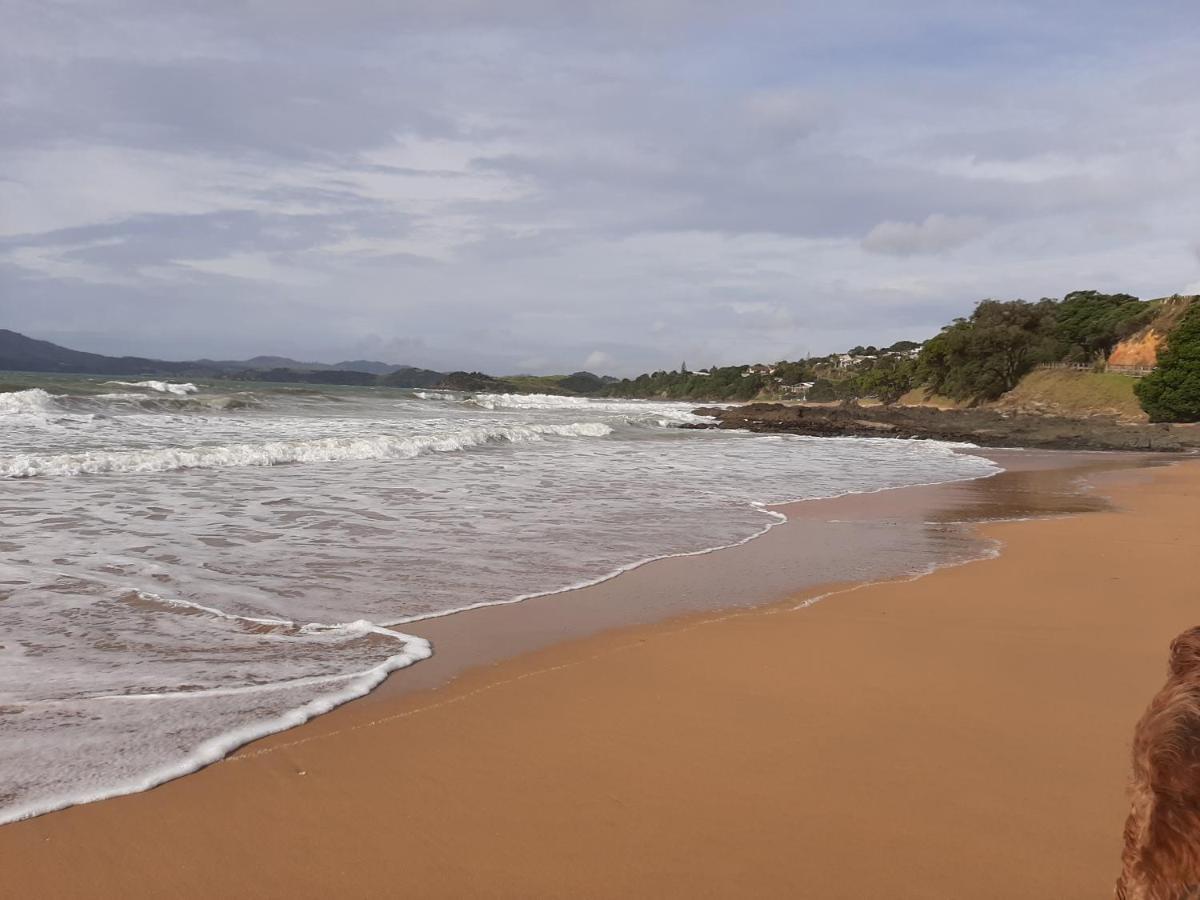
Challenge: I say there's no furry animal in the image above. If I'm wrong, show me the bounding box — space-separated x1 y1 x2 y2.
1116 627 1200 899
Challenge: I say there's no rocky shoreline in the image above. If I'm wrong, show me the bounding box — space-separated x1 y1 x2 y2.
689 402 1200 452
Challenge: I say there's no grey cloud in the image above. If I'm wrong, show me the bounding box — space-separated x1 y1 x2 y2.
3 0 1200 374
861 214 989 256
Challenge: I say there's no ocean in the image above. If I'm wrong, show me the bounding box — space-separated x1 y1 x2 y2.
0 376 998 822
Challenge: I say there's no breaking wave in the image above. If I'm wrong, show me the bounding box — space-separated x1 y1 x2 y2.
0 388 59 416
0 589 432 826
2 420 615 478
103 380 199 395
413 390 706 425
0 386 256 422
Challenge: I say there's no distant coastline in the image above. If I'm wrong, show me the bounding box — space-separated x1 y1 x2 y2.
5 288 1199 424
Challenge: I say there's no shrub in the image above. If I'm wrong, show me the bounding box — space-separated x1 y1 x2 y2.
806 379 837 402
1135 301 1200 422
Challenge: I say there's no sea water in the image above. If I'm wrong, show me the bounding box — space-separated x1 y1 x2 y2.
0 377 998 822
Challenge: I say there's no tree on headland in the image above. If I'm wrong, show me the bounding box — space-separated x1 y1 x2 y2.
851 355 916 404
917 299 1060 403
772 360 811 385
1135 300 1200 422
1053 290 1152 362
806 378 837 402
602 365 766 400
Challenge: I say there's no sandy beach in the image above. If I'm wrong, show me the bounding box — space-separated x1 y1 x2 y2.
3 453 1197 899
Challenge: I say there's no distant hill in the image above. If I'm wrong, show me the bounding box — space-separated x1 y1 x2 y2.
333 359 405 375
0 329 619 396
220 367 380 386
194 356 405 374
231 355 331 371
0 330 435 383
501 371 615 395
0 329 192 376
378 366 447 388
436 371 519 392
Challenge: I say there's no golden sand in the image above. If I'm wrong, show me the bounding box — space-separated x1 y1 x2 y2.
3 458 1196 899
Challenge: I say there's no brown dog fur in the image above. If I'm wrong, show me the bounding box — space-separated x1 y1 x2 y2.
1116 627 1200 899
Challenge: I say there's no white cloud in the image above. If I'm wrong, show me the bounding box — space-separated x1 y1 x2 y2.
4 239 133 285
172 252 321 286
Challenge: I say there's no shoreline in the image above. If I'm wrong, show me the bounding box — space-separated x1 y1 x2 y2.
0 441 1002 827
361 447 1160 703
697 401 1200 452
2 450 1193 898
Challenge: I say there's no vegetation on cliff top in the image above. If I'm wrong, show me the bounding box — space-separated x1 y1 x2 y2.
600 365 770 401
4 290 1196 420
915 292 1166 404
993 369 1145 422
603 291 1196 420
1135 300 1200 422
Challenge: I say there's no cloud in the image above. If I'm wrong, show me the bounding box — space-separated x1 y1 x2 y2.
584 350 614 369
861 214 990 257
2 1 1200 374
744 88 836 144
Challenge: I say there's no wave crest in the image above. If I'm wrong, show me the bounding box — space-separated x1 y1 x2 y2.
2 420 615 478
0 388 59 416
413 390 706 425
103 381 199 395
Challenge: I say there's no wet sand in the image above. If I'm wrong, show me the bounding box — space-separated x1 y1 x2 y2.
2 452 1197 898
371 449 1152 699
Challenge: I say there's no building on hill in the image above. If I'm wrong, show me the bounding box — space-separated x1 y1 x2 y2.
781 381 815 398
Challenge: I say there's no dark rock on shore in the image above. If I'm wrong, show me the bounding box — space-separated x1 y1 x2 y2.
689 402 1200 452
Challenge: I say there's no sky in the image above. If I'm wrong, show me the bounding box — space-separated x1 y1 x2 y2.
3 1 1200 376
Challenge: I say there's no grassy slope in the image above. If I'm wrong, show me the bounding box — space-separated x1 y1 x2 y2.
896 387 970 410
993 369 1146 421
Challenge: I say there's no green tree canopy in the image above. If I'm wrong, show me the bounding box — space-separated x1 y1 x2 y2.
772 360 811 385
601 365 765 401
850 356 916 404
1052 290 1152 362
806 378 837 402
1135 300 1200 422
917 299 1060 402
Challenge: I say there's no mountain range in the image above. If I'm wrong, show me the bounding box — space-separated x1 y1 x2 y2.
0 330 444 386
0 330 615 394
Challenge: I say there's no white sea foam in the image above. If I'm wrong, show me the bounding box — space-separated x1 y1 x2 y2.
0 377 1002 825
0 587 431 826
467 392 708 426
1 420 614 478
103 380 198 395
411 390 457 401
0 388 59 416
